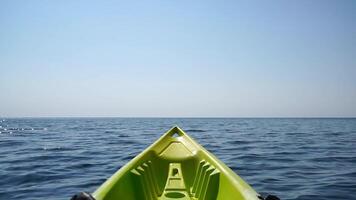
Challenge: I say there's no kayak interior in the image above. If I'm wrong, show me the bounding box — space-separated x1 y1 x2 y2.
93 126 260 200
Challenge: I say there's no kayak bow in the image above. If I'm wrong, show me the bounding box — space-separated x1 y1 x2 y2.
92 126 262 200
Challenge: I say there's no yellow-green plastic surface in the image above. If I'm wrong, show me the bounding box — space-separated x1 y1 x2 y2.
93 126 260 200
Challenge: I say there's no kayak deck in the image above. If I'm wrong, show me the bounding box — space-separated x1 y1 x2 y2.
93 126 260 200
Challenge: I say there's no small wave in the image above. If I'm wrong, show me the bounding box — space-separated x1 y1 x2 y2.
0 127 47 132
122 155 135 161
185 129 206 132
18 172 63 185
224 129 237 133
225 140 251 145
69 163 94 169
42 146 66 151
117 139 140 145
105 130 115 133
0 131 14 134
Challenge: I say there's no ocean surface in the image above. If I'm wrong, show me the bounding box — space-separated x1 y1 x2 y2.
0 118 355 200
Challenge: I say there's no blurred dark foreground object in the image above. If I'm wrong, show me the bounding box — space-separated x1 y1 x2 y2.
259 194 280 200
71 192 95 200
265 194 280 200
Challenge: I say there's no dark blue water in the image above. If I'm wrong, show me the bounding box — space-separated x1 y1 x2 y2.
0 118 355 200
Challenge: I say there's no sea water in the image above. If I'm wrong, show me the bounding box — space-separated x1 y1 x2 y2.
0 118 355 200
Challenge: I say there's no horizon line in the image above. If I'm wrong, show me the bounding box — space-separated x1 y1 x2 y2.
1 116 356 119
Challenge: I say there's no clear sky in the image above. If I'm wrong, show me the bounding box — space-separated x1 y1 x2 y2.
0 0 355 117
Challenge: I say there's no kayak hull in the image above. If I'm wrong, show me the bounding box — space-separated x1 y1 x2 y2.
93 126 260 200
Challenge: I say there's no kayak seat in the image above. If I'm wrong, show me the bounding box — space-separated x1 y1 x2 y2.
160 163 190 200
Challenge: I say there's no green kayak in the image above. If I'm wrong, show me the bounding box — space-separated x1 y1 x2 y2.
77 126 267 200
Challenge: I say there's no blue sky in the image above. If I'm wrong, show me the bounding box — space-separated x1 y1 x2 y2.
0 0 355 117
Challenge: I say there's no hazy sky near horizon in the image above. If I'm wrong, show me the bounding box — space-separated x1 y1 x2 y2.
0 1 355 117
